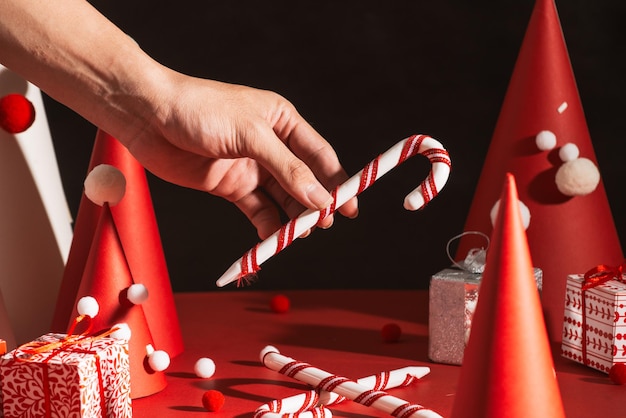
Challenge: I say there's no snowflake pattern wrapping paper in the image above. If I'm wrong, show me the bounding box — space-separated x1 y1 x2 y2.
0 333 131 417
562 274 626 373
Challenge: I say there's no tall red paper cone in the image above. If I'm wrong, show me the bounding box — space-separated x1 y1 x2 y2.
451 173 565 417
456 0 623 341
53 129 183 357
70 204 167 399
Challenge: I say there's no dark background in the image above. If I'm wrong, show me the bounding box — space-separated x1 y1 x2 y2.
43 1 625 292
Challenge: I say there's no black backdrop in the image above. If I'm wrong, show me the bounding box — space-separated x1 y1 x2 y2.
43 1 625 292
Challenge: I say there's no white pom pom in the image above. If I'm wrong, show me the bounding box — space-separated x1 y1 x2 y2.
535 130 557 151
490 198 531 230
146 344 170 372
84 164 126 206
555 157 600 196
194 357 216 379
126 283 149 305
558 143 580 162
77 296 99 318
110 322 132 341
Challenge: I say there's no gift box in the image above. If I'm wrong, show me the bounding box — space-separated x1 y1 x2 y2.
0 333 131 417
429 267 543 365
561 273 626 373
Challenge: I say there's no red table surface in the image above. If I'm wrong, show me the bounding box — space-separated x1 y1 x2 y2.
133 290 623 417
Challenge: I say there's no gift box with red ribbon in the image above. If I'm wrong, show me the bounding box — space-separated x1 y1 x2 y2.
561 265 626 373
0 331 131 417
429 266 543 365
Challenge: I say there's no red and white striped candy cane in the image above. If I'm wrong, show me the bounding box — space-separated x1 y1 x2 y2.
259 346 443 418
216 134 451 287
253 366 430 418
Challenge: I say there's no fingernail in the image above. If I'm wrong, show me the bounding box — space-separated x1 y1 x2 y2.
306 184 333 209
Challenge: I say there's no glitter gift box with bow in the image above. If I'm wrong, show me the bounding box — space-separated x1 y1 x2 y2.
0 332 131 417
561 267 626 373
429 266 543 365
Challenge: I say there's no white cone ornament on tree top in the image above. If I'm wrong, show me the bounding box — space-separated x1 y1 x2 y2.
0 64 73 346
455 0 623 341
52 129 183 358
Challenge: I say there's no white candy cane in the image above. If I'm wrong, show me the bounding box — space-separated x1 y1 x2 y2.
259 346 443 418
216 134 451 287
253 366 431 418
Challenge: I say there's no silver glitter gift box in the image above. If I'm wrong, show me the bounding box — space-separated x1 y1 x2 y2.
428 267 542 365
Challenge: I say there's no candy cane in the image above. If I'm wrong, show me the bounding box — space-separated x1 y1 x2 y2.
253 366 431 418
216 134 451 287
260 346 443 418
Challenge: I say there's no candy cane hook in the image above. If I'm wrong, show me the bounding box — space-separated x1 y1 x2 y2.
216 134 451 288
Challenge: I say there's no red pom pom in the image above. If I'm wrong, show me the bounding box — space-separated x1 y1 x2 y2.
202 390 225 412
270 294 290 314
0 94 36 134
381 323 402 343
609 363 626 385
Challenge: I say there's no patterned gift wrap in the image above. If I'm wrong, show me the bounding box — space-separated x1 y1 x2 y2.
0 333 131 418
561 273 626 373
429 267 543 365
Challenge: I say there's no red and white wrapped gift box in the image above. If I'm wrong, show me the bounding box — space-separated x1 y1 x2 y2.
0 333 131 417
562 273 626 373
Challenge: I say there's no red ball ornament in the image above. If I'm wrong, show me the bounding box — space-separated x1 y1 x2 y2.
201 390 225 412
609 363 626 385
381 323 402 343
0 93 36 134
270 294 290 314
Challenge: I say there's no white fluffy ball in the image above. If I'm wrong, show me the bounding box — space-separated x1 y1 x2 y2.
558 143 580 162
84 164 126 206
77 296 99 318
194 357 216 379
555 157 600 196
535 130 557 151
147 348 171 372
126 283 149 305
110 322 132 341
490 198 531 230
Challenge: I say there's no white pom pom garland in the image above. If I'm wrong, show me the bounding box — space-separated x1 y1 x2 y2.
194 357 216 379
110 322 132 341
535 130 557 151
126 283 149 305
84 164 126 206
490 198 531 230
77 296 99 318
146 344 170 372
558 143 580 162
555 157 600 196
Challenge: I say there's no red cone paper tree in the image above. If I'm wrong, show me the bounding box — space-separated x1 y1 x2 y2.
53 129 183 357
456 0 623 341
451 173 565 417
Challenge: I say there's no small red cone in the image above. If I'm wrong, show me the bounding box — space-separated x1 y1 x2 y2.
451 173 565 417
456 0 623 341
53 130 183 357
70 204 167 399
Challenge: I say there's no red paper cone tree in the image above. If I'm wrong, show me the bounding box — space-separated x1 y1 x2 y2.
451 173 565 417
53 130 183 357
70 203 167 399
456 0 623 341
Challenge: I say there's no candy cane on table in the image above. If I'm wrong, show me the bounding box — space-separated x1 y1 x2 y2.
254 366 431 418
260 346 443 418
216 134 451 287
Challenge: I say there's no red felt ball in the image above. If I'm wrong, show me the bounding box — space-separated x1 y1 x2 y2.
0 94 36 134
609 363 626 385
270 294 290 313
381 323 402 343
201 390 225 412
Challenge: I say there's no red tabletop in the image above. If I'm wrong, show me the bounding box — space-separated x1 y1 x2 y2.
132 290 623 417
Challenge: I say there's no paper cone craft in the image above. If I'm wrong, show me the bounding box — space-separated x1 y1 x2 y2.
70 203 167 398
53 129 183 357
456 0 623 341
0 65 73 345
451 173 565 418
